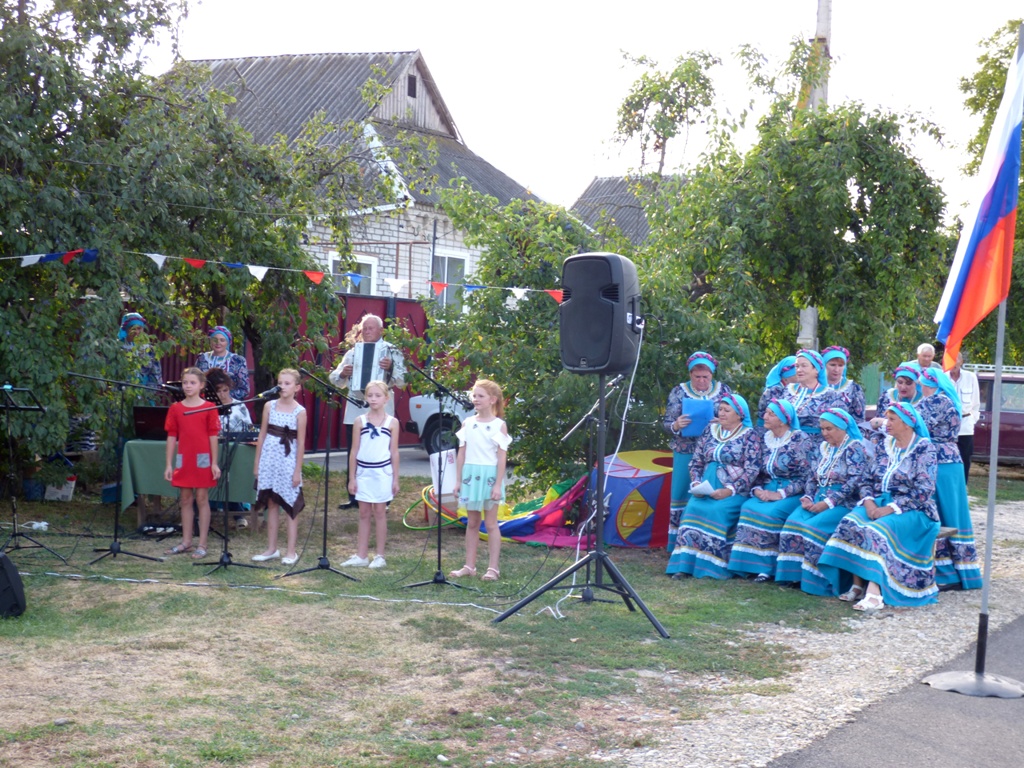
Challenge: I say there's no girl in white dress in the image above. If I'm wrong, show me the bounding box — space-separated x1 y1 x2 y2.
343 381 400 568
449 379 511 582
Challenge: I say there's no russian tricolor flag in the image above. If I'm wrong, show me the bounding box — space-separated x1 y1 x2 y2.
935 42 1024 370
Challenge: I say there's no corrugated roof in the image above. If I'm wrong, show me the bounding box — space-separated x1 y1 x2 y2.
571 176 650 245
190 51 535 206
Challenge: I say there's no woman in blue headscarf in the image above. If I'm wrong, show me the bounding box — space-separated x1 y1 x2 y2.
917 368 982 591
871 364 922 427
666 393 761 580
119 312 163 389
729 399 815 581
195 326 250 401
757 356 797 428
663 351 732 550
776 408 871 595
783 349 839 450
818 402 940 610
821 346 866 421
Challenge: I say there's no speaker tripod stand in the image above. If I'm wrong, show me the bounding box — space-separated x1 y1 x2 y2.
493 373 668 637
1 384 67 564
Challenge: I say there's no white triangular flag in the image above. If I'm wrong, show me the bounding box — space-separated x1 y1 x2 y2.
248 265 269 282
145 253 167 269
385 278 408 294
510 288 527 300
20 254 43 267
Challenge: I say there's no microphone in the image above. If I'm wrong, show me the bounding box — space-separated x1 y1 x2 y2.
606 374 625 388
161 383 183 393
255 385 281 400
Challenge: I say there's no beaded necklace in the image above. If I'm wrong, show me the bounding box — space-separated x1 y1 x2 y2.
881 434 919 492
816 434 851 483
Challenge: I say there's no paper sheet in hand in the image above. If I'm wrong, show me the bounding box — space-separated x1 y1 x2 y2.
680 399 714 437
689 480 716 496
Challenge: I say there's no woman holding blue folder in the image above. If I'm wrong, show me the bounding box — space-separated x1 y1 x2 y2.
663 352 731 550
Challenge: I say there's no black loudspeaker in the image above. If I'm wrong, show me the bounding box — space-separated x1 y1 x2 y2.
560 252 642 374
0 553 26 618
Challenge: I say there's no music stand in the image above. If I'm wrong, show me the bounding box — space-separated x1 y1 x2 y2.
493 374 669 637
278 368 360 581
404 362 476 591
186 394 268 576
64 373 169 565
1 384 67 563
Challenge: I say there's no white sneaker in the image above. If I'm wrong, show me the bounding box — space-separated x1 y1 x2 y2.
342 555 369 567
368 555 386 569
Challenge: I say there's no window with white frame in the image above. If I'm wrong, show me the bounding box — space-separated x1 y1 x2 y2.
431 250 465 308
329 251 377 295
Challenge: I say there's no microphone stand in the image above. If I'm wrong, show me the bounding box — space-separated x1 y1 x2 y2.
68 372 168 565
1 384 67 563
185 393 270 575
404 362 476 590
278 368 360 581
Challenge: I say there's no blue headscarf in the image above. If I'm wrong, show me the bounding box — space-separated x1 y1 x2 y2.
721 393 752 428
765 356 797 388
118 312 147 341
209 325 233 350
766 398 801 430
919 368 963 417
887 402 930 439
819 407 863 440
796 349 828 388
687 351 717 374
821 345 850 387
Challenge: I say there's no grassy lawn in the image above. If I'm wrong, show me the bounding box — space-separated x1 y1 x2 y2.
0 469 849 767
968 468 1024 502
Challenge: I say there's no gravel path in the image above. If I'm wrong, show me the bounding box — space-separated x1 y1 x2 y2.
592 497 1024 768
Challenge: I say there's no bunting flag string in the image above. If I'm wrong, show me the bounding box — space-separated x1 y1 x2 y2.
4 247 566 301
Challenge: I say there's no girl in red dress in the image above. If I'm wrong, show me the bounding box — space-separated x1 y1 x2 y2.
164 367 221 558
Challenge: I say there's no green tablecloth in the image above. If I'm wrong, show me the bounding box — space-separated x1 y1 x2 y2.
120 440 257 512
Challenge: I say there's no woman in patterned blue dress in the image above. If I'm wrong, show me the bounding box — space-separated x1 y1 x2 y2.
917 368 982 590
729 399 815 581
822 346 866 422
819 402 940 610
195 326 251 402
776 408 870 595
870 364 922 427
663 352 732 550
757 356 797 429
666 394 762 580
783 349 839 451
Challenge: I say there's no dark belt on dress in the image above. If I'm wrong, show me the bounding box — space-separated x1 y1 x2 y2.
266 423 297 456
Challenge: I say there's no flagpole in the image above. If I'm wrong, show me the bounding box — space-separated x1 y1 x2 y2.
924 24 1024 698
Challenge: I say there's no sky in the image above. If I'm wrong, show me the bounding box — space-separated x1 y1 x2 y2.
144 0 1022 216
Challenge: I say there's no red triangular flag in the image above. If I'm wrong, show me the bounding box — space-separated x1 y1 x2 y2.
61 249 84 265
304 270 325 284
545 289 564 303
430 281 448 296
185 258 206 269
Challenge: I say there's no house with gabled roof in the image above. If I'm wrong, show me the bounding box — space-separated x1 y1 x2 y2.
570 176 651 247
195 50 536 305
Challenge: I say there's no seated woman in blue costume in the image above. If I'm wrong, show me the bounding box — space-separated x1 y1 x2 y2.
819 402 940 611
776 408 870 595
757 356 797 429
666 393 762 580
728 399 815 582
917 368 982 591
821 346 866 422
783 349 839 451
870 364 921 427
663 351 732 551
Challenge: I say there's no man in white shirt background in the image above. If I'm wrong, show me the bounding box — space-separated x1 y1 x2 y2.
950 352 981 483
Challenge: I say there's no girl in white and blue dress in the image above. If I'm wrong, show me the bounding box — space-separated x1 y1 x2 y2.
664 352 732 550
252 369 307 566
917 368 982 590
819 402 940 611
666 393 762 580
821 346 866 422
776 408 870 595
343 380 400 569
450 379 511 582
728 399 815 581
783 349 840 451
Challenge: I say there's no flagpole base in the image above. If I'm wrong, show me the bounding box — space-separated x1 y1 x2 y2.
922 671 1024 698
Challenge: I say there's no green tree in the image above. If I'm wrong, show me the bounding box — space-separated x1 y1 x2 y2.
957 18 1024 364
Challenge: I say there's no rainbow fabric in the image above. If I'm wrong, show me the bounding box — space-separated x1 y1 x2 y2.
935 43 1024 370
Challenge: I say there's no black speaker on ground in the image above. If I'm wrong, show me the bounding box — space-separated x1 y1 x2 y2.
560 252 642 374
0 553 26 618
